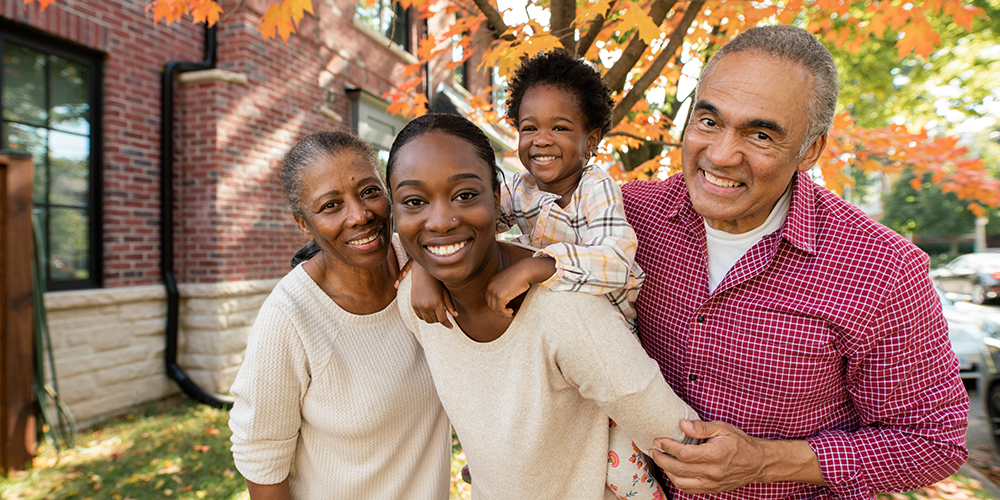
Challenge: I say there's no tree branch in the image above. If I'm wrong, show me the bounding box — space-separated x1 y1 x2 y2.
602 0 678 93
470 0 514 41
607 132 682 148
577 0 617 57
610 0 703 130
550 0 577 53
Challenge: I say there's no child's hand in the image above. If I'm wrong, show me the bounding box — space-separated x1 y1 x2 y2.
486 256 556 317
410 263 458 329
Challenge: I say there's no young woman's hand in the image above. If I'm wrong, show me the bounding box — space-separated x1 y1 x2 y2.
486 256 556 316
410 263 458 328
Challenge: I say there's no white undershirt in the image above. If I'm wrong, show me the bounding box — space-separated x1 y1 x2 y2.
704 185 793 294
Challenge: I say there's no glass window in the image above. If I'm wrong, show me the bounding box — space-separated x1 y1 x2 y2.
1 31 101 290
355 0 409 49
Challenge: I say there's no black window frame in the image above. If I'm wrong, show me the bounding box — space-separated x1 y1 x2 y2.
0 19 104 291
355 0 411 51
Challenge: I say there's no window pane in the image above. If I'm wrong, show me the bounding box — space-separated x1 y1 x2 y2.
356 0 383 33
48 130 89 207
49 55 90 135
4 122 48 202
48 206 90 281
2 42 47 126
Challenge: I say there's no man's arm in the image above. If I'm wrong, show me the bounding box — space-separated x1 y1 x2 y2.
653 421 823 494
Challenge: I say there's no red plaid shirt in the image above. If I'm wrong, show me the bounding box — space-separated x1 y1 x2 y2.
622 172 969 500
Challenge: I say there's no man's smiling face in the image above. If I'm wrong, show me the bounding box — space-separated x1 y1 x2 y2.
682 51 827 234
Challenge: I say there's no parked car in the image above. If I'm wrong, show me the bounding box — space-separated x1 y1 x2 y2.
939 287 999 392
930 253 1000 305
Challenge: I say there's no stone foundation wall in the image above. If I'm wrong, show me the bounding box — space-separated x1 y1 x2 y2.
178 279 279 394
43 279 277 424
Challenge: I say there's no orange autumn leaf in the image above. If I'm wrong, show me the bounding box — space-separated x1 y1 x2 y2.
189 0 223 26
22 0 55 8
896 18 940 59
258 0 314 41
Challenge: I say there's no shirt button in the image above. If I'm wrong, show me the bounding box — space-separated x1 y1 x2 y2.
689 373 698 381
696 315 706 323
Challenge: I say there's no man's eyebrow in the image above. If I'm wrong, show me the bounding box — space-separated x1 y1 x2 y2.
743 118 787 137
692 100 719 116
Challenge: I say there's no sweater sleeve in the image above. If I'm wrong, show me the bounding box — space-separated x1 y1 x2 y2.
229 295 311 485
554 293 699 455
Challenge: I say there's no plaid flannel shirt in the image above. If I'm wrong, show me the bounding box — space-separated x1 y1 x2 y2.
499 165 644 325
622 172 969 500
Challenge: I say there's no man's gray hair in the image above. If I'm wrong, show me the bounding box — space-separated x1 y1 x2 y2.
696 25 839 157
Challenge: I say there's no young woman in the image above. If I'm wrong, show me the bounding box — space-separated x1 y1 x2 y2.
389 113 699 499
228 131 451 500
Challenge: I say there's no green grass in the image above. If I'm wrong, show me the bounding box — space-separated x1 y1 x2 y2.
0 399 248 500
0 399 990 500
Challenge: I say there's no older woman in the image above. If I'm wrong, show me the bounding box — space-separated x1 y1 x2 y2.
228 131 451 499
388 114 699 499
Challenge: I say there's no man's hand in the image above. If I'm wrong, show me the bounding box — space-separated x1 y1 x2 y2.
651 420 823 494
486 256 555 316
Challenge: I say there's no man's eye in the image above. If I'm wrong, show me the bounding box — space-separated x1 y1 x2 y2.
700 117 716 127
754 131 772 141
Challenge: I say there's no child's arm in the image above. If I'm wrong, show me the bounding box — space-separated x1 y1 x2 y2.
409 262 458 329
536 174 640 295
486 255 556 316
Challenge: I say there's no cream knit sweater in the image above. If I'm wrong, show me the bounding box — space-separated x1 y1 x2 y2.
229 255 451 499
398 275 698 500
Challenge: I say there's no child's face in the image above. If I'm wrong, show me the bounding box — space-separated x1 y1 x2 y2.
516 85 601 198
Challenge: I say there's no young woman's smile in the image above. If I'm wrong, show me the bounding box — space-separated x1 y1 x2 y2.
390 132 501 287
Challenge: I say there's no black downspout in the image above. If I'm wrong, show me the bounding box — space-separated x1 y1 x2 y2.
160 25 234 408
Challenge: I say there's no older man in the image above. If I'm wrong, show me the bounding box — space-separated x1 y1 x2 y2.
624 25 969 499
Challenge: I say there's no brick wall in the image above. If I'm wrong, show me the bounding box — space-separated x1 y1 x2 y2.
2 0 203 287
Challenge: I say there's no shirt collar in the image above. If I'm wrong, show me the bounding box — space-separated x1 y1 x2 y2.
670 171 818 256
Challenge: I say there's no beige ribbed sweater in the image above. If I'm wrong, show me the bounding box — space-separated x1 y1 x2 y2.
398 276 698 500
229 261 451 499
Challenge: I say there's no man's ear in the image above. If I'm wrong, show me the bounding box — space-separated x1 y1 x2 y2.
294 214 314 241
797 133 828 172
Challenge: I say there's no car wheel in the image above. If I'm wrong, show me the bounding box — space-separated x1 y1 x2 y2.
972 284 987 305
990 382 1000 451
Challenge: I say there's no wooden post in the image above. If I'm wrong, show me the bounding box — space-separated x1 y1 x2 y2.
0 151 36 473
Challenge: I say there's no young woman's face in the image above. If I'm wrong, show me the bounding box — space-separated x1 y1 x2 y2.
293 150 392 270
390 132 500 287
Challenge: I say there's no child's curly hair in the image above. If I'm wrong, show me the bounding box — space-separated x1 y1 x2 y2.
505 50 614 138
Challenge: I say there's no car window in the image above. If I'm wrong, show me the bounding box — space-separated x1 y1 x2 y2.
947 257 968 270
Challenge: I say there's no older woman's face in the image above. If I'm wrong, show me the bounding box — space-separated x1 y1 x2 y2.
390 132 500 286
294 150 392 270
